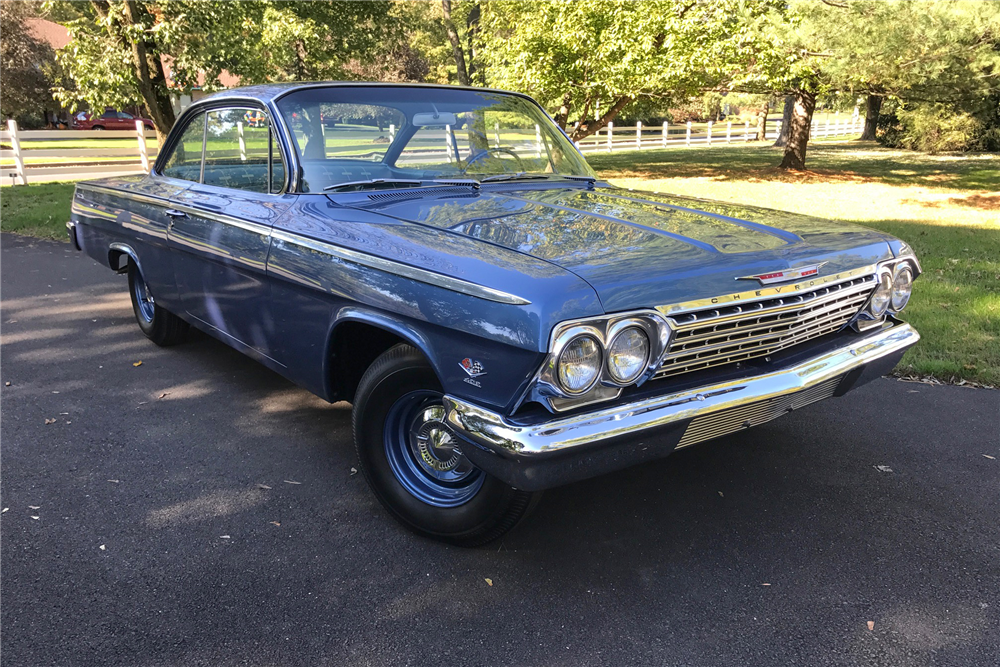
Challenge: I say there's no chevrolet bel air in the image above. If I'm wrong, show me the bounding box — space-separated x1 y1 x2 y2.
68 83 921 546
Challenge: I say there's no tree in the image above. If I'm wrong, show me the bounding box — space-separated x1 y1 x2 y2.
0 1 57 123
52 1 395 142
480 0 785 141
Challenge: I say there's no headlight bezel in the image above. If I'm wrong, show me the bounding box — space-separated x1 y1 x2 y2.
890 262 914 313
555 330 604 395
854 255 920 330
533 311 674 411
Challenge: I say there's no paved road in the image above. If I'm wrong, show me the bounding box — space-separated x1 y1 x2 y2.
2 234 998 667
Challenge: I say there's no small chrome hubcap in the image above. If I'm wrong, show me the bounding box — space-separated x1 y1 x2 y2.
408 405 476 482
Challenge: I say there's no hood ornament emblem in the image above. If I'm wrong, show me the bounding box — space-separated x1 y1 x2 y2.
736 262 828 286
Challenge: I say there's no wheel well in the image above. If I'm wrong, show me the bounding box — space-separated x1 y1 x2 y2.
108 248 130 273
328 321 411 403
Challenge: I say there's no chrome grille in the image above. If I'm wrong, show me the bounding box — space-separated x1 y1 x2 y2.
656 274 877 380
676 376 842 449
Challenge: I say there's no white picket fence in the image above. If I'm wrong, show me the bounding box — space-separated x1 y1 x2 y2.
2 112 864 185
1 120 156 185
575 113 863 153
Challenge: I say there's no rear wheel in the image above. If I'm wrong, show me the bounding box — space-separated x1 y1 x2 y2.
352 344 539 546
92 125 104 131
127 263 188 346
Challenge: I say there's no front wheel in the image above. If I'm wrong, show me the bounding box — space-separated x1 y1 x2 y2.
127 263 188 346
352 344 539 547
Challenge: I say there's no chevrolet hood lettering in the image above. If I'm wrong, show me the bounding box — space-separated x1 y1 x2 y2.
736 262 828 285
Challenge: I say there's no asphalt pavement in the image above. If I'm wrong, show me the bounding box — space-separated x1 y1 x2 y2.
2 233 998 667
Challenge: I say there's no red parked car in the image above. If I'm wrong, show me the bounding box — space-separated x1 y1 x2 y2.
74 109 155 131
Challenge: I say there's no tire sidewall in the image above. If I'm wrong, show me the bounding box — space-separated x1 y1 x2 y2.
127 264 158 337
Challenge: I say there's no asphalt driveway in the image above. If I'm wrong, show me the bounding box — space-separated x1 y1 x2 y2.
2 233 998 667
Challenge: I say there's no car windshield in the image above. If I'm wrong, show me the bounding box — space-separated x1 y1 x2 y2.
274 86 595 193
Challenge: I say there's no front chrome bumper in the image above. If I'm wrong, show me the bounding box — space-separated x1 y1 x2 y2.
444 322 919 491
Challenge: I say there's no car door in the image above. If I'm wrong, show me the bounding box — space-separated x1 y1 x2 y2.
116 111 135 129
165 105 290 360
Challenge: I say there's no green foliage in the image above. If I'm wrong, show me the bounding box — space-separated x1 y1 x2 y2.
0 1 59 123
880 100 1000 154
480 0 786 138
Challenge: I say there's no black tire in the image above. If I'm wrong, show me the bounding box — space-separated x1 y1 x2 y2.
127 263 188 346
352 344 539 547
144 124 154 131
92 125 104 131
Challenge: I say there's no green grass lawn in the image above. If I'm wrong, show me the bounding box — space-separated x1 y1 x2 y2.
590 142 1000 385
2 141 996 384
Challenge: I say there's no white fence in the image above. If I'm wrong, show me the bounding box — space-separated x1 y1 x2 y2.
1 120 156 185
2 112 864 185
575 113 863 153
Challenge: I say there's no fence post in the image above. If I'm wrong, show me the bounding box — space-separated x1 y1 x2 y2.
726 121 732 144
774 120 781 142
635 121 642 149
662 121 668 147
6 120 26 185
236 121 247 162
744 120 750 142
686 121 691 147
389 123 396 142
707 120 713 146
135 120 150 171
493 122 500 148
445 125 455 162
825 114 831 137
607 122 613 152
835 111 840 136
535 123 542 158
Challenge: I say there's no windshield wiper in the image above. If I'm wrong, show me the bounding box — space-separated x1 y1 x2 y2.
324 178 480 192
479 172 552 183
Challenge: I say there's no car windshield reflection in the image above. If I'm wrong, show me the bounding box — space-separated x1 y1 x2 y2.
274 86 596 193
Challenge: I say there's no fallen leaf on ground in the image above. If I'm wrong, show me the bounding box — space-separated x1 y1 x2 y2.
350 467 358 476
28 505 40 510
137 401 148 406
283 480 302 485
99 544 106 551
718 491 724 497
30 516 39 520
485 578 493 586
107 479 120 484
132 361 142 367
44 418 56 425
1 508 8 513
219 535 231 539
157 392 169 399
270 521 281 527
256 484 272 490
874 465 893 473
867 621 875 631
4 382 10 387
762 583 771 586
984 455 996 460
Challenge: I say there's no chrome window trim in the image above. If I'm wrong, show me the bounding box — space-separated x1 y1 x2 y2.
269 230 531 306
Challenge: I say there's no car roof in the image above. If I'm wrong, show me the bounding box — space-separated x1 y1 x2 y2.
199 81 526 106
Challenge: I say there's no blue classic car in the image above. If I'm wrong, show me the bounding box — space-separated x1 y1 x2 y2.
69 83 921 545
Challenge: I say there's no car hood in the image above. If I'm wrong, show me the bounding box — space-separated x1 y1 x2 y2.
354 185 896 313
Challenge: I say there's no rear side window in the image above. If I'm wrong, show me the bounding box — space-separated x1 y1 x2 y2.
161 113 206 182
203 108 284 194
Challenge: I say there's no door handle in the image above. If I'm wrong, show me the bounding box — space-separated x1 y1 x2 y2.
165 209 189 219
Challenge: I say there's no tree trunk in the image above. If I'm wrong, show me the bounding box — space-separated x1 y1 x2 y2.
754 101 769 141
553 92 572 130
772 95 794 147
860 93 882 140
778 88 817 171
570 95 633 141
466 3 481 85
104 1 175 143
441 0 470 86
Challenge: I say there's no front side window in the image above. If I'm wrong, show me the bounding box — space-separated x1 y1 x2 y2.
202 107 284 193
276 86 593 192
161 113 205 182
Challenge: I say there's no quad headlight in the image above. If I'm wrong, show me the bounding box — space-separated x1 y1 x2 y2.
556 334 603 394
890 263 914 312
606 326 650 384
869 272 893 318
